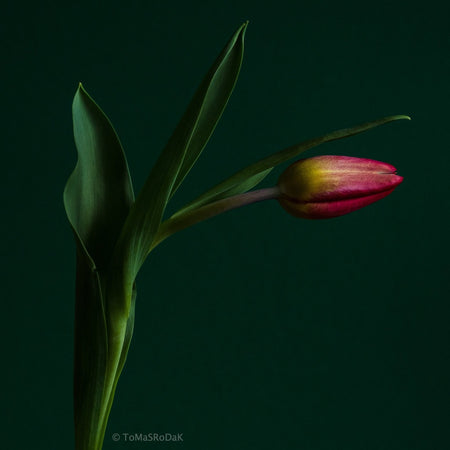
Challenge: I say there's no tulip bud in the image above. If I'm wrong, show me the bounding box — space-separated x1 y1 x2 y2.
277 155 403 219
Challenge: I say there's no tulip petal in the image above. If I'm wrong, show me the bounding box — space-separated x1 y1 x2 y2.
279 155 403 203
278 155 403 219
280 188 396 219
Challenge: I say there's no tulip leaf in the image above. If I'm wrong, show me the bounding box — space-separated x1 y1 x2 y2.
169 21 248 198
64 84 135 269
96 284 137 448
173 115 411 215
114 22 248 280
73 242 108 450
172 168 273 218
64 85 137 450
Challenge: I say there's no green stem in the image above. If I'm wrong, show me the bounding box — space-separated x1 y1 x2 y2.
150 186 281 251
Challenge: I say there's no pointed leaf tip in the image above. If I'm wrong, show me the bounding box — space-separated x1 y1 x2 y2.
168 20 248 198
172 114 411 218
65 85 134 269
113 22 248 277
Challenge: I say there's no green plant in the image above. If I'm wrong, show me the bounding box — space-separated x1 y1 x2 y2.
64 22 409 450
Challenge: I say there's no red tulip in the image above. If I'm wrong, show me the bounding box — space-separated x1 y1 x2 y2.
277 155 403 219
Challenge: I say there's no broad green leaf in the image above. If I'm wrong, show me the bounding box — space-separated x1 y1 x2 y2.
64 84 136 450
113 22 248 281
173 115 411 216
64 84 135 270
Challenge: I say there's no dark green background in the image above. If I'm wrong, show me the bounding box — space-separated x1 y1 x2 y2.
2 1 449 449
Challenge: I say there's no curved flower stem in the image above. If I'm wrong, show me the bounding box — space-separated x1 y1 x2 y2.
150 186 281 251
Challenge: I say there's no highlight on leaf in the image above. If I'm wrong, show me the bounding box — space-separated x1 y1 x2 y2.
63 20 411 450
112 21 248 283
172 114 410 219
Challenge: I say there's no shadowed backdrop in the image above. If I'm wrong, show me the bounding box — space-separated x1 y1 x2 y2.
2 1 449 449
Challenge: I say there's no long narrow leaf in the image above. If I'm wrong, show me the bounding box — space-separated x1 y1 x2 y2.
172 168 273 218
73 241 108 450
114 22 248 280
170 21 248 197
173 115 411 216
96 284 137 450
